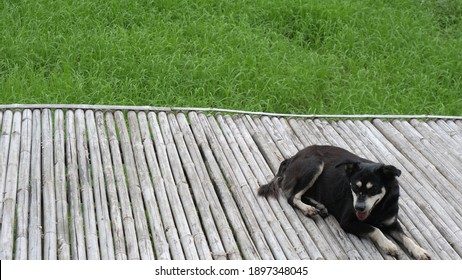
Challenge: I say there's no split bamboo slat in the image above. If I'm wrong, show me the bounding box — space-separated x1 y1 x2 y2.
0 106 460 260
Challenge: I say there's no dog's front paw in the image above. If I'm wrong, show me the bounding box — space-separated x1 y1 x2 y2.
301 205 319 217
411 246 431 260
379 239 399 257
316 205 329 218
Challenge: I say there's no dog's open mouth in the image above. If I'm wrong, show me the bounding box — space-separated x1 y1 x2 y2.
355 210 369 221
355 198 381 221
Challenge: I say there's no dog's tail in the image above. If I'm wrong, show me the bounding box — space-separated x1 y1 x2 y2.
258 158 290 198
258 177 281 198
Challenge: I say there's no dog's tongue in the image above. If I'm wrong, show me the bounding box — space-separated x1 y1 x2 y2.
356 211 369 221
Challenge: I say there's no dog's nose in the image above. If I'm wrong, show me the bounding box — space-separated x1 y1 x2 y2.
355 201 366 212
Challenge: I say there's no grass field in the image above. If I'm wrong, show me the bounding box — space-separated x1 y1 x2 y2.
1 0 461 115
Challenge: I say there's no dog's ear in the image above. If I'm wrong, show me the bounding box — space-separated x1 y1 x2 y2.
380 165 401 178
335 160 360 177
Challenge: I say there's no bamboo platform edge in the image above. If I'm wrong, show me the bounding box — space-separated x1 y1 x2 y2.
1 104 461 120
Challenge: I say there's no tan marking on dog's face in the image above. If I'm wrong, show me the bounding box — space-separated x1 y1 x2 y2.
355 181 362 188
366 182 373 189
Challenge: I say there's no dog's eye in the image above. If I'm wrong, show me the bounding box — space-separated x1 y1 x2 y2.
369 185 383 194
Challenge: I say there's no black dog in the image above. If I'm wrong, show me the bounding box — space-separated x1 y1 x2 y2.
258 145 430 259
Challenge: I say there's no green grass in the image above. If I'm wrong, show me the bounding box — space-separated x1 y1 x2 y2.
1 0 461 115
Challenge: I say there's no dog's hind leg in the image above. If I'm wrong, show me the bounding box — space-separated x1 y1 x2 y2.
290 161 325 217
303 197 329 218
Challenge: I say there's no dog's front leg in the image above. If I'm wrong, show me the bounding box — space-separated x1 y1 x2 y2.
386 221 431 260
341 219 399 257
367 227 399 257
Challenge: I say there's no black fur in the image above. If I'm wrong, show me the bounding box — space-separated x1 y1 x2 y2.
259 145 430 259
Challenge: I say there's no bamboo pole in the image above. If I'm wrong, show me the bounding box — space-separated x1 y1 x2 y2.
406 120 462 213
65 110 87 259
126 111 180 260
54 110 70 259
418 120 462 160
125 111 171 260
94 111 128 260
42 109 57 260
176 113 243 260
110 111 156 259
166 113 227 259
75 109 100 259
1 106 461 260
429 120 462 153
188 111 262 259
216 115 300 260
28 110 42 259
85 110 115 259
395 120 462 202
2 104 462 120
0 110 12 223
0 111 22 259
138 112 185 260
14 109 32 260
158 112 211 259
197 113 280 259
225 115 310 259
105 112 143 260
445 121 462 145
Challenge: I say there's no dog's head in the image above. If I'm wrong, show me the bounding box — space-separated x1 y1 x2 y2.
336 160 401 221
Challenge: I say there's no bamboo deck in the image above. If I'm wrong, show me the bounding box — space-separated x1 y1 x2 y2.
0 106 461 260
